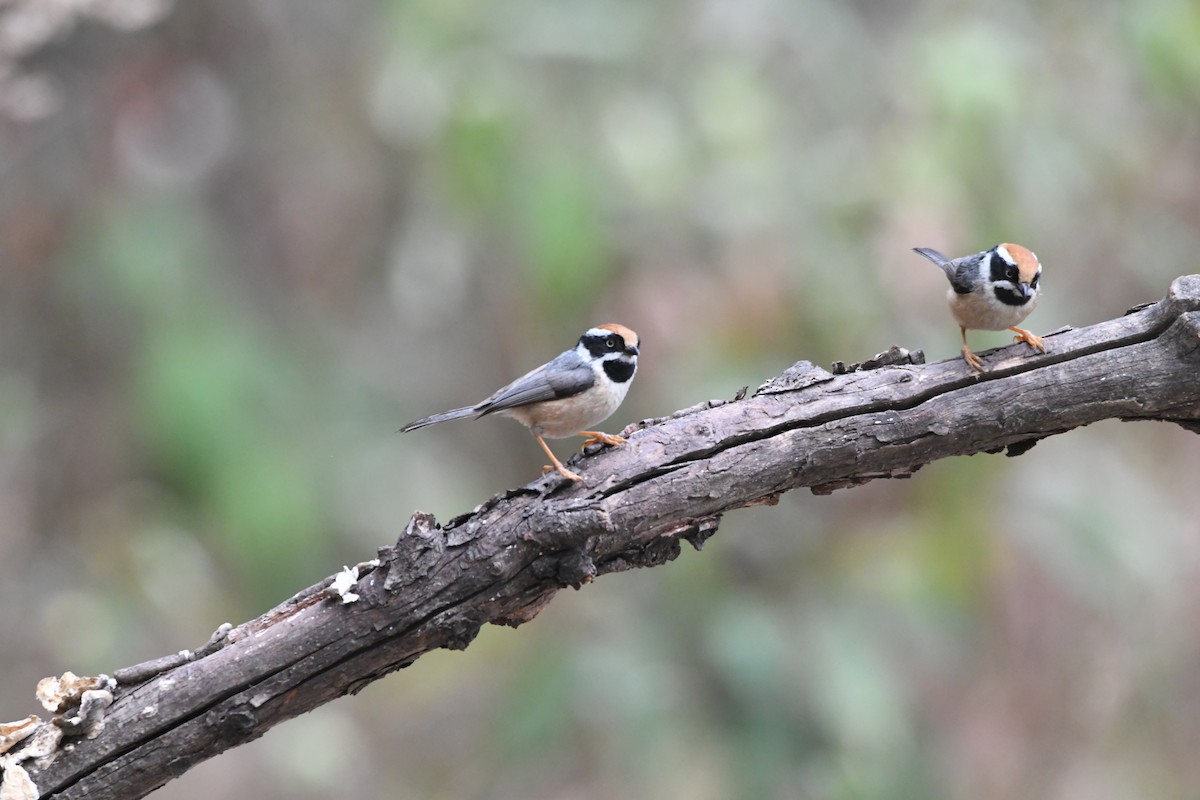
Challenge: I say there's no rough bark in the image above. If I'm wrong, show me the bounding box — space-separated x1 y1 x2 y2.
10 275 1200 799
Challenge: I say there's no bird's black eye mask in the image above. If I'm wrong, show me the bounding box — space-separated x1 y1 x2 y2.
582 332 625 359
990 253 1020 285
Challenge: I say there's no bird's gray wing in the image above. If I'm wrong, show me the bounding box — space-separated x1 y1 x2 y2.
477 350 595 416
949 260 980 295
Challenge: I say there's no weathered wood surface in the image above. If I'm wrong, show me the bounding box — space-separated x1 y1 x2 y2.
15 275 1200 799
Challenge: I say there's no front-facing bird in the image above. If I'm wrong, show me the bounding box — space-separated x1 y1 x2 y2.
400 324 640 482
913 243 1047 372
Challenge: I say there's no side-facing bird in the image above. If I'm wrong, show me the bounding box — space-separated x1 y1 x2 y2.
913 243 1047 372
400 324 640 482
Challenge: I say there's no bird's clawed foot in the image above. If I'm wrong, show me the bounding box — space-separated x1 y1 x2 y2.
961 345 985 372
579 430 626 448
541 463 583 482
535 435 584 482
1010 327 1048 353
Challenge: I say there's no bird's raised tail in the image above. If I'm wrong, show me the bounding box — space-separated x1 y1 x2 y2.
912 246 955 280
399 405 480 433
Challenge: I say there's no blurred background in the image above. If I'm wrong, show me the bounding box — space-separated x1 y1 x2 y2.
2 0 1199 797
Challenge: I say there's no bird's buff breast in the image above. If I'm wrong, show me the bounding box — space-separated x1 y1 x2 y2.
503 383 628 438
948 287 1038 331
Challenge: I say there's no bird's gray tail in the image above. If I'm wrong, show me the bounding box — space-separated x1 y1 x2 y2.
912 247 955 281
399 405 479 433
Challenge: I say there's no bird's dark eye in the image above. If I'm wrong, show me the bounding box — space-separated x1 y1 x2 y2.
605 338 616 349
1030 273 1040 288
1006 266 1019 283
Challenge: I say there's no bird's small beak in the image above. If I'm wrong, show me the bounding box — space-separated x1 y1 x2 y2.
626 344 640 356
1017 282 1032 299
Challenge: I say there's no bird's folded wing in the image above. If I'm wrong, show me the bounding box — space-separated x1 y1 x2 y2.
479 358 595 415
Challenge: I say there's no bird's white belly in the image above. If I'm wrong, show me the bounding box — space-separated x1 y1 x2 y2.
503 382 629 438
948 287 1038 331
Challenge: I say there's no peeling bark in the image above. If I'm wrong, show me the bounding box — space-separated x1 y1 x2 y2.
11 275 1200 800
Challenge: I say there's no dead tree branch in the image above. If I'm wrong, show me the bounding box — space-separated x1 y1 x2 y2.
9 275 1200 799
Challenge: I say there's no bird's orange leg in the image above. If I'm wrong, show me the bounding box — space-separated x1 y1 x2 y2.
535 434 582 482
579 430 626 448
1010 327 1048 353
960 327 984 372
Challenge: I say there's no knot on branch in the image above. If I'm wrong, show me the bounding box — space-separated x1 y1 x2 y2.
532 550 597 588
1165 311 1200 357
755 360 834 395
831 345 926 375
1166 275 1200 312
382 511 445 595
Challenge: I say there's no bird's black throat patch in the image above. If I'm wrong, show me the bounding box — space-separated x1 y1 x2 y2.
603 359 636 384
993 285 1031 307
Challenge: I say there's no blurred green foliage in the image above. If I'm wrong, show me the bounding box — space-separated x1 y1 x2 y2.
1130 0 1200 103
1 0 1199 798
70 197 331 600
